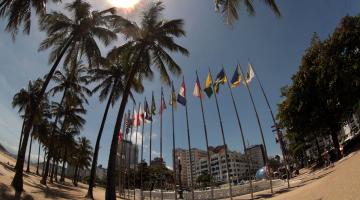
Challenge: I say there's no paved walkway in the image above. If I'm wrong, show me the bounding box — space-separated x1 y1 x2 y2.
222 151 360 200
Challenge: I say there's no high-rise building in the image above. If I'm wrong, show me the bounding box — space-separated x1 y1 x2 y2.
117 140 139 169
175 145 264 186
245 144 266 168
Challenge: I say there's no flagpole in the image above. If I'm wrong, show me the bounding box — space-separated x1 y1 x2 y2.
183 76 195 200
223 66 254 199
171 82 178 200
140 98 146 200
238 64 273 193
119 113 127 198
250 63 290 188
160 87 164 200
133 103 141 200
149 91 154 200
195 71 214 200
121 112 129 199
209 68 233 200
128 104 136 199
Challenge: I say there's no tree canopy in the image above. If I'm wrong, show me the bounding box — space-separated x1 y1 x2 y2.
278 15 360 158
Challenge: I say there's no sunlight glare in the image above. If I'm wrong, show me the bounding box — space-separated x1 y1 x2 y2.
108 0 141 8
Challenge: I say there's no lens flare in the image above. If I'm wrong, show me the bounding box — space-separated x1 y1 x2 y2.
108 0 141 8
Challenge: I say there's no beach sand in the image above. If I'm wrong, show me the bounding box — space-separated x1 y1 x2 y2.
1 150 360 200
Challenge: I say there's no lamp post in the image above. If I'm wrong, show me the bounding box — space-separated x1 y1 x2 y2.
178 157 184 199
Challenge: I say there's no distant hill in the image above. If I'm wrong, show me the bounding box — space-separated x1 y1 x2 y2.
0 143 17 159
0 143 8 154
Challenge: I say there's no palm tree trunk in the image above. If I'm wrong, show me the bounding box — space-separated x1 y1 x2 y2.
11 119 32 194
50 156 56 183
42 149 47 176
55 160 59 182
41 88 68 185
11 35 74 194
41 149 52 185
26 135 33 172
73 165 79 186
36 143 41 175
87 86 116 199
60 148 67 182
106 61 139 200
16 117 26 162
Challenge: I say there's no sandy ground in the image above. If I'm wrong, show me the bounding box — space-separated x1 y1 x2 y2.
1 150 360 200
224 151 360 200
0 151 119 200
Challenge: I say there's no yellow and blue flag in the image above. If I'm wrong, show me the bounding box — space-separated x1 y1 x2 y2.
230 66 241 88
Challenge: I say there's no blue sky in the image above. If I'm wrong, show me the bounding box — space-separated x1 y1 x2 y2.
0 0 359 169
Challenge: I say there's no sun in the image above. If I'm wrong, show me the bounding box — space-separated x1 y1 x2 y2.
108 0 141 8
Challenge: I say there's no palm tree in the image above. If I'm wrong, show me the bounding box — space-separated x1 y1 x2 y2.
86 56 144 199
11 1 123 194
41 62 90 185
214 0 281 25
26 94 50 173
72 137 92 186
105 2 189 199
0 0 61 38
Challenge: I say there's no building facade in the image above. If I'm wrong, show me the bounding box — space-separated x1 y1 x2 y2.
245 144 266 168
117 139 139 169
175 145 263 186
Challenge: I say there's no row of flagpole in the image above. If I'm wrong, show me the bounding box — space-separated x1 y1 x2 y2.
117 62 290 200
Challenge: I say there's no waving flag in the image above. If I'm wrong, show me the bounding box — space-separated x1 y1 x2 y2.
214 69 227 93
118 130 123 143
151 93 156 115
133 110 141 127
144 98 152 121
169 84 177 109
193 77 202 98
159 89 167 114
204 72 213 98
177 79 186 106
245 63 255 84
230 66 241 88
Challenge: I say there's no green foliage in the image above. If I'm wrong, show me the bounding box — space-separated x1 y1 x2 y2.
196 172 211 187
278 14 360 158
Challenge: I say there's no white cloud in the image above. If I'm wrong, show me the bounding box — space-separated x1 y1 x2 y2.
151 150 160 157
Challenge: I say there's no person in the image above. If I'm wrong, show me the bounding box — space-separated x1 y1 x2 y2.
323 150 333 168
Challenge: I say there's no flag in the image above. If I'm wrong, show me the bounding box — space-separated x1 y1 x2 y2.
177 79 186 106
169 84 177 109
151 93 156 115
139 105 144 123
230 66 241 88
118 130 123 143
144 98 152 121
245 63 255 84
125 111 132 134
204 72 213 98
213 69 227 93
133 111 141 127
193 77 202 98
159 90 167 114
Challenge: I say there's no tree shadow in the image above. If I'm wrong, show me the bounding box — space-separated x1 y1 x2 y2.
0 183 34 200
24 180 81 200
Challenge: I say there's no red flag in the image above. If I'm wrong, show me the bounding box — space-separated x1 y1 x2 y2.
118 130 123 143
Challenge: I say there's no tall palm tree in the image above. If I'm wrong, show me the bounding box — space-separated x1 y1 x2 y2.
11 1 123 194
71 137 92 186
105 2 189 199
214 0 281 25
26 94 50 173
0 0 60 38
86 56 145 199
41 62 90 185
12 79 43 162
